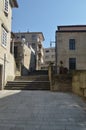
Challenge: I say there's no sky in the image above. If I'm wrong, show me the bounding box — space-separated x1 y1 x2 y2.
12 0 86 48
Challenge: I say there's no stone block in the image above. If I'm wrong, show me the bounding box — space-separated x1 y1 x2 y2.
72 82 83 96
80 81 86 89
80 73 86 82
73 75 79 82
84 89 86 97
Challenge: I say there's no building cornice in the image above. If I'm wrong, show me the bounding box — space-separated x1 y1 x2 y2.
56 30 86 33
58 25 86 29
15 32 45 41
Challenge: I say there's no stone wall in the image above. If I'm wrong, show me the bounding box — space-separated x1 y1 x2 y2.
72 70 86 97
48 65 72 92
48 65 53 90
49 65 86 98
56 31 86 70
14 32 44 70
52 74 72 92
5 54 16 82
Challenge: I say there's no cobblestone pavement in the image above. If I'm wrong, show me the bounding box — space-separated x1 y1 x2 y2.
0 90 86 130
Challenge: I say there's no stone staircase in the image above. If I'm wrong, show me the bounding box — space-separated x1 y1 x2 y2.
5 71 50 90
28 70 48 75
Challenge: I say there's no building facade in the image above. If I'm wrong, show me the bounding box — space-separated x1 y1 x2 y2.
55 25 86 72
0 0 18 89
14 39 36 76
41 47 55 70
14 32 44 70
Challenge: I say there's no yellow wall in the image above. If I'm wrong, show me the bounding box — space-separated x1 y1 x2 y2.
72 71 86 97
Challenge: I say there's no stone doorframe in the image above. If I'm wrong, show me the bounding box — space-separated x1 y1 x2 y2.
0 65 3 90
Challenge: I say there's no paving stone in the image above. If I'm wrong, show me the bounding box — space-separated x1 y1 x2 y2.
0 90 86 130
10 127 24 130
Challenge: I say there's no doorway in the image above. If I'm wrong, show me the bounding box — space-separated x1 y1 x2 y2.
0 65 3 90
69 58 76 70
14 46 18 58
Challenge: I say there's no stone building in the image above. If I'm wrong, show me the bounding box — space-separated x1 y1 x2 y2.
14 32 44 70
14 38 36 76
0 0 18 89
41 47 55 70
55 25 86 72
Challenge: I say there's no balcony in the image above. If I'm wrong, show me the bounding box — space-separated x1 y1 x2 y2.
38 51 42 57
38 48 43 56
38 42 42 49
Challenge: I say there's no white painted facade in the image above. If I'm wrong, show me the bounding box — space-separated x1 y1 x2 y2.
41 47 55 70
14 32 44 70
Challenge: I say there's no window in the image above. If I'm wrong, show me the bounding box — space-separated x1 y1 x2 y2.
21 35 25 39
45 50 49 53
69 58 76 70
32 43 35 48
51 55 55 58
32 35 37 40
45 61 50 64
14 46 18 58
69 39 75 50
2 27 8 46
45 56 49 59
16 36 20 39
4 0 9 15
10 42 12 54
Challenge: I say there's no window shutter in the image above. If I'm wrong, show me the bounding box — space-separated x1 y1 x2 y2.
4 0 9 15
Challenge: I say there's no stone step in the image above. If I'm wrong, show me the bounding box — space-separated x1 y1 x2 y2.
15 75 49 81
28 70 48 75
5 81 50 90
5 86 50 90
6 81 50 85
